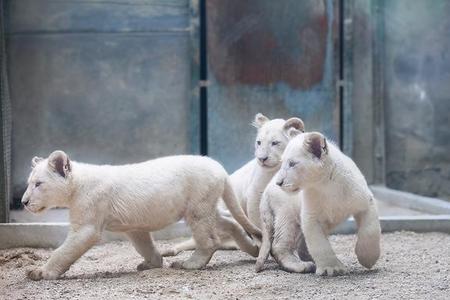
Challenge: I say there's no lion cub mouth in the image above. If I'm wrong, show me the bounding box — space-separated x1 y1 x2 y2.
259 162 278 169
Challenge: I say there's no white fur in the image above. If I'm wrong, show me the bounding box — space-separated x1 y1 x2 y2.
22 152 261 280
255 177 314 273
161 113 304 256
276 132 381 276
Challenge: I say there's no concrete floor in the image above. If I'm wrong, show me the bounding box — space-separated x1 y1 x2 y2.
1 232 449 300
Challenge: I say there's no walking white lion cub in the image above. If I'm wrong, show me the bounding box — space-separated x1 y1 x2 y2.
275 131 381 276
161 113 305 256
21 152 261 280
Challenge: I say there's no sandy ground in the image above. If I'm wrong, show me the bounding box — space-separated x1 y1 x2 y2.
1 232 449 300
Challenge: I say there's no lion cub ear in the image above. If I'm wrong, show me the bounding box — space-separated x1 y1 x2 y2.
283 117 305 139
304 132 328 159
48 150 71 178
31 156 44 168
252 113 270 128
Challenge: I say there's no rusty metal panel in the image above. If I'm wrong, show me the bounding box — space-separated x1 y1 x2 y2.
206 0 340 172
6 0 198 202
383 0 450 200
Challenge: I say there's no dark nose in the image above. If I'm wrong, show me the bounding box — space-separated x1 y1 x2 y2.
22 198 29 206
276 179 284 187
258 157 268 163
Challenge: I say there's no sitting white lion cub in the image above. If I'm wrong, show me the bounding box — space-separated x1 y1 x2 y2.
21 152 261 280
276 131 381 276
161 113 305 256
256 177 315 274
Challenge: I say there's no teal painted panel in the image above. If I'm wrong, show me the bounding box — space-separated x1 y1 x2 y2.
6 1 197 201
6 0 189 33
206 0 340 172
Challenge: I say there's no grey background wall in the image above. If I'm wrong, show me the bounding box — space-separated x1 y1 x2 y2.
5 0 199 201
1 0 450 209
350 0 450 201
383 0 450 200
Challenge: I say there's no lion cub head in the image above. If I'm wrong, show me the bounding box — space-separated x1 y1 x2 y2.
252 113 305 169
21 150 73 213
276 132 329 192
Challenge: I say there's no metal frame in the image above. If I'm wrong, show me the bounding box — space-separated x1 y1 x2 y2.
371 0 386 185
340 0 354 157
189 0 201 155
0 0 11 223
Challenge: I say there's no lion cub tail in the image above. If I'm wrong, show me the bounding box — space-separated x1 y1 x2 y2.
222 177 262 238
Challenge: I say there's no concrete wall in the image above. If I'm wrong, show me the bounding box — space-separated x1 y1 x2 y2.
350 0 450 200
4 0 450 206
5 0 198 202
383 0 450 200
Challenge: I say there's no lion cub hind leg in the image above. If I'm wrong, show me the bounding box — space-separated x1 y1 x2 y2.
126 231 163 271
172 204 221 270
272 213 314 274
298 234 314 262
161 227 238 257
255 195 274 273
217 216 259 257
161 238 197 257
354 201 381 269
273 251 315 273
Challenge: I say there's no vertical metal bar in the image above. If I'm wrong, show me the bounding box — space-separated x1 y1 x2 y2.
372 0 386 184
341 0 354 157
189 0 201 155
199 0 208 156
0 0 11 223
338 0 344 150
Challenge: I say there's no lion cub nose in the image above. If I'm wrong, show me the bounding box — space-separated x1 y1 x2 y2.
276 179 284 186
258 157 268 163
22 197 30 206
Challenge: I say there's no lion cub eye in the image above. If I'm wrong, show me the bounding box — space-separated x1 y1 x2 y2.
256 141 261 145
35 181 43 188
288 160 297 168
271 141 280 146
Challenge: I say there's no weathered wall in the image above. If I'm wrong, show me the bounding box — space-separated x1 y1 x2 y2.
383 0 450 200
5 0 197 201
206 0 340 172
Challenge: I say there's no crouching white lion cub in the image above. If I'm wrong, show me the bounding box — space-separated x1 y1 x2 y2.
276 132 381 276
161 113 304 256
21 152 261 280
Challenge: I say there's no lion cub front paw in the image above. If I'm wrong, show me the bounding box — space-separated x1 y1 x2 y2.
26 267 59 281
316 262 346 276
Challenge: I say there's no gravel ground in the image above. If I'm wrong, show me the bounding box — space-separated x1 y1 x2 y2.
1 232 449 300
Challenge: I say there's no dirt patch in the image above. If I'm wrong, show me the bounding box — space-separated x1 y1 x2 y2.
1 232 449 300
0 249 44 269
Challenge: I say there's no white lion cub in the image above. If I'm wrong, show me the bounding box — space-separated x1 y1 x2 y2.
276 131 381 276
161 113 305 256
21 152 261 280
256 177 315 274
255 127 313 273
